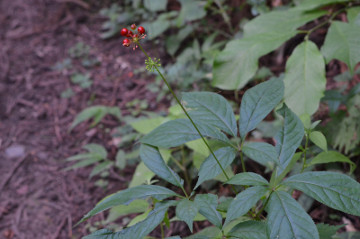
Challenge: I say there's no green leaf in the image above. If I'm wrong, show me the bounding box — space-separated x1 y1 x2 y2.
142 12 175 40
106 107 122 120
212 7 325 90
331 94 360 154
284 40 326 116
195 147 237 189
141 119 230 148
83 144 107 158
347 6 360 25
83 229 113 239
115 150 126 170
296 0 350 11
129 162 154 187
317 223 344 239
267 191 319 239
186 139 209 157
182 92 238 136
271 152 302 187
309 151 356 173
335 231 360 239
61 88 74 98
239 78 284 139
321 21 360 74
243 8 325 37
176 0 206 26
227 221 268 239
84 201 176 239
65 157 103 171
242 142 278 168
71 73 92 88
105 199 149 224
275 104 304 174
144 0 167 11
128 209 150 227
226 172 269 186
66 153 99 161
166 25 194 56
309 131 328 152
194 194 222 229
214 166 234 183
224 186 268 226
176 199 199 232
78 185 178 224
90 161 112 178
184 226 222 239
300 113 312 129
140 144 184 187
70 106 121 130
130 117 166 134
283 171 360 216
213 33 294 90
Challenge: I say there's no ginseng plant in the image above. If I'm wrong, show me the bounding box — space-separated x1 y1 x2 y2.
78 24 360 239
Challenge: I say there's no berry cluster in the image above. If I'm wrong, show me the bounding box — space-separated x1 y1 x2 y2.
121 24 146 50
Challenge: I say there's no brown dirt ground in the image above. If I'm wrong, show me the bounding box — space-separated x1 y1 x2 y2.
0 0 163 238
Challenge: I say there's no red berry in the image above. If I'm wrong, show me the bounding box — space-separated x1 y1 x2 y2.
137 26 145 35
120 28 128 36
127 31 134 37
131 24 137 30
122 38 131 47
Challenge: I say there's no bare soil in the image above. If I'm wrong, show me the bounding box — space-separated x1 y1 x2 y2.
0 0 159 238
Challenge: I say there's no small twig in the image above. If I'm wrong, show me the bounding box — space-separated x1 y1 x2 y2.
67 214 73 238
0 155 27 193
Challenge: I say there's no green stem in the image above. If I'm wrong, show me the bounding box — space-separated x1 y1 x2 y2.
181 185 189 199
170 155 185 171
234 89 239 102
239 142 246 173
181 146 191 194
160 222 164 239
214 0 234 33
301 132 309 173
137 43 233 188
256 191 273 219
170 155 189 198
302 6 350 37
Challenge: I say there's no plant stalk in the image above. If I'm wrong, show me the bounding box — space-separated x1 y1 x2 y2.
181 146 191 194
137 43 234 190
301 132 309 173
239 141 247 173
214 0 234 34
302 6 351 38
160 222 164 239
256 191 273 219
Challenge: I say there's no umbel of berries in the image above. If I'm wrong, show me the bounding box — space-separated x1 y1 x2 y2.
120 24 146 50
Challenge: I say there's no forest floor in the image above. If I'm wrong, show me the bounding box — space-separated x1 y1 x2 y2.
0 0 360 239
0 0 165 238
